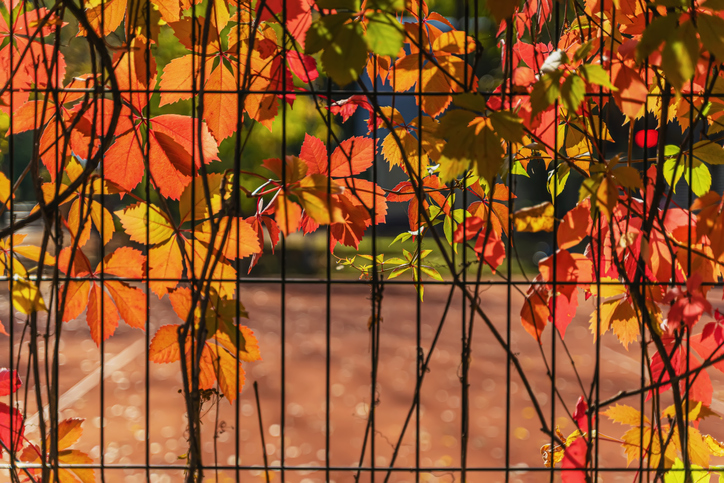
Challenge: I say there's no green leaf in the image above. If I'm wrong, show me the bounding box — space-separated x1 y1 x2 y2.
530 71 562 119
420 265 443 282
689 159 712 197
444 214 453 246
367 0 404 10
316 0 360 10
437 155 471 183
578 64 617 90
664 458 711 483
703 0 724 10
489 110 524 144
560 73 586 112
660 22 698 91
454 93 488 112
664 145 681 157
438 110 504 189
365 12 404 56
573 39 595 62
306 14 368 86
387 266 410 279
698 13 724 61
637 15 678 62
389 232 412 246
663 158 685 192
547 163 570 198
692 140 724 164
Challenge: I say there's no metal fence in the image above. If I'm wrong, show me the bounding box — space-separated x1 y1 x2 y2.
0 0 720 482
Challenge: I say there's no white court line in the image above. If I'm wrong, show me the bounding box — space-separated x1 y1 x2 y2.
25 339 146 428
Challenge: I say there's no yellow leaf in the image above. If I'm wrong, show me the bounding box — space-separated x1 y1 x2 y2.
0 171 11 207
603 404 648 426
90 201 115 246
621 426 675 469
611 299 639 349
589 298 618 340
58 449 95 483
47 418 83 451
178 173 224 224
12 276 47 314
196 217 260 260
705 434 724 457
13 246 56 267
513 202 555 232
210 345 245 403
114 202 175 245
588 277 626 298
672 426 710 468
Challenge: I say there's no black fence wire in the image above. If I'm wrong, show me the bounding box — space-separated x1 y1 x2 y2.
0 0 721 482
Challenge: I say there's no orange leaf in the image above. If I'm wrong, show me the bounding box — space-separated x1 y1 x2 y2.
151 114 220 166
612 62 647 119
104 128 145 193
558 200 592 250
203 64 238 143
183 238 237 298
215 324 262 363
299 134 328 175
329 136 375 177
102 247 146 278
90 201 115 246
61 280 91 322
149 325 183 363
149 238 183 298
158 55 196 106
275 192 302 236
148 131 192 200
168 287 193 323
105 281 147 330
196 217 261 260
102 247 146 279
57 247 93 277
66 199 92 247
51 418 83 451
521 286 550 342
87 283 119 346
209 345 245 403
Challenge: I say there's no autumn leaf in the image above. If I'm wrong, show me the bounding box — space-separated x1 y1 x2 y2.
513 202 555 232
57 246 147 346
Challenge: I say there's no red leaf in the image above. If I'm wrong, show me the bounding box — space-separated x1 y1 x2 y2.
299 134 328 175
330 95 374 123
558 200 591 250
329 137 375 177
0 369 20 396
453 217 484 243
0 402 24 456
572 396 589 429
561 437 587 483
474 226 506 272
521 285 550 342
287 51 318 83
104 128 146 193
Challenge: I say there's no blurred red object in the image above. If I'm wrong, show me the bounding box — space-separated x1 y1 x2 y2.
634 129 658 148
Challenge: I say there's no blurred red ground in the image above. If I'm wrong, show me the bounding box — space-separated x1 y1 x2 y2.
3 283 724 482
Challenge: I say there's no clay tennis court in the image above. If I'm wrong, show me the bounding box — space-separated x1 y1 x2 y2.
5 280 724 482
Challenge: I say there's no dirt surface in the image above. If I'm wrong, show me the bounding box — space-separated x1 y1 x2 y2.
3 283 724 483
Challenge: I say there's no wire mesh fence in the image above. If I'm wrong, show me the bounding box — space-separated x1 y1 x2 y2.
0 0 723 482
